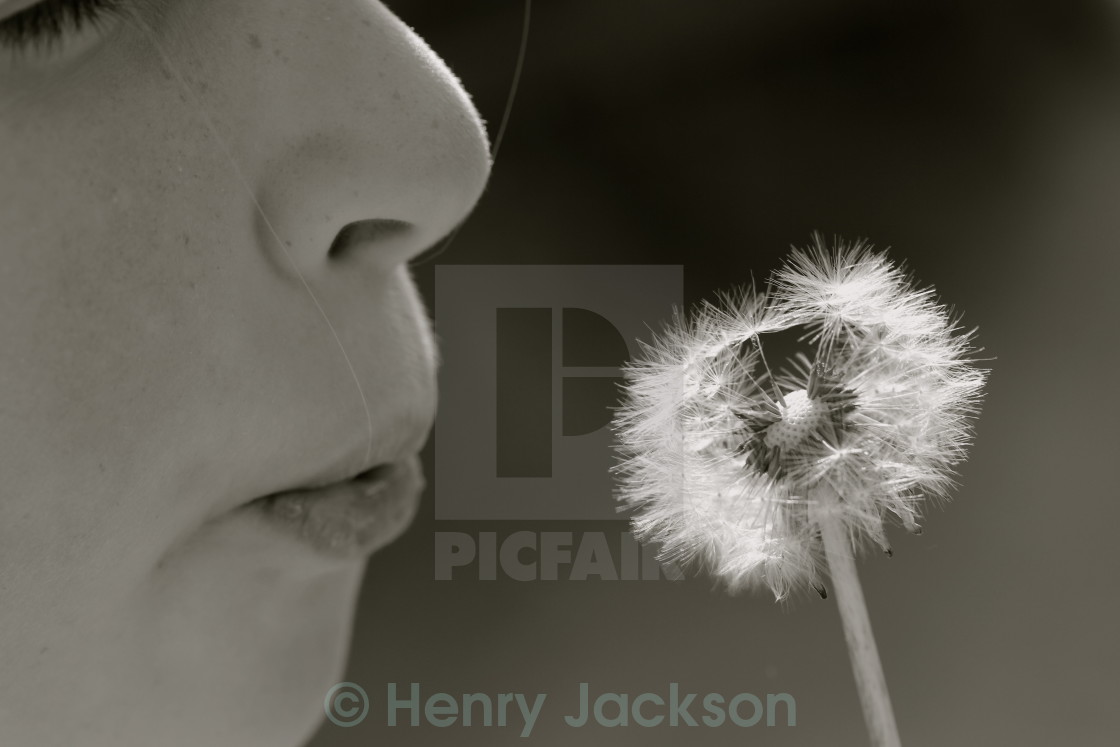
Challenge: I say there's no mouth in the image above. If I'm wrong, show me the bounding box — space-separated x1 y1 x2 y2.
236 455 425 560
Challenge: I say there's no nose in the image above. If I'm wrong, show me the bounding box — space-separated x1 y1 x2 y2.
185 1 493 479
248 0 492 272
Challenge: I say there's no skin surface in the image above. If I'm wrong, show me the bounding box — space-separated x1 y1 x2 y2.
0 1 490 744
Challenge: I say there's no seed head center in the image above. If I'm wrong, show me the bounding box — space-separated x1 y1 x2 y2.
763 389 829 452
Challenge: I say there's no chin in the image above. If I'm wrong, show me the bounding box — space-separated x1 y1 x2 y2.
136 523 371 746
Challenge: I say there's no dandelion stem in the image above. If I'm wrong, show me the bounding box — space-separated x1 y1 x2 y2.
814 483 902 747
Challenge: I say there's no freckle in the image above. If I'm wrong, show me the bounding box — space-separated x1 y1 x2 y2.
431 118 440 130
361 18 371 27
285 241 293 247
392 90 401 101
248 33 262 50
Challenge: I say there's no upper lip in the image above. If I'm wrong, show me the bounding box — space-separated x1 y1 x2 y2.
289 410 434 494
296 453 401 493
205 405 434 521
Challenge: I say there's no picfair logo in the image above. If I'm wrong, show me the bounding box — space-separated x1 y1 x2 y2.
434 265 682 520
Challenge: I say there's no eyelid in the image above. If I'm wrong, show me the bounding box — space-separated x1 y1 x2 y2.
0 0 127 57
0 1 43 19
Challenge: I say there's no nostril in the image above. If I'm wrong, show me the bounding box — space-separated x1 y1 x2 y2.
327 218 414 259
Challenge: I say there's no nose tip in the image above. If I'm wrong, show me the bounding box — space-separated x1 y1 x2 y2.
250 3 492 274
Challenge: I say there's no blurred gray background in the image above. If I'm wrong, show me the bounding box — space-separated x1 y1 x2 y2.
311 1 1120 744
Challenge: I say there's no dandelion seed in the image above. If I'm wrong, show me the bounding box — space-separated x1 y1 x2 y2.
612 237 987 747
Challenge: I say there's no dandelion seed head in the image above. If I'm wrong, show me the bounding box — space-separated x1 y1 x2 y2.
612 238 988 600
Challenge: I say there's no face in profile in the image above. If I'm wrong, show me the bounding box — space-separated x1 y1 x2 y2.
0 1 490 744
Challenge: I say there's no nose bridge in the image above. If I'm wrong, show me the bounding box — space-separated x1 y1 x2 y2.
251 1 491 269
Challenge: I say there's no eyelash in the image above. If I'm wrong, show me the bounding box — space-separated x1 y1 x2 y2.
0 0 122 51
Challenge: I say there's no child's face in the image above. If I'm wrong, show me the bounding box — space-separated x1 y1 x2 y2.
0 1 489 744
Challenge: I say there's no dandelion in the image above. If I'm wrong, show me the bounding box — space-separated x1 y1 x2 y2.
612 237 987 747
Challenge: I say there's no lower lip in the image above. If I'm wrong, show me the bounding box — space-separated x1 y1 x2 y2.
239 456 424 560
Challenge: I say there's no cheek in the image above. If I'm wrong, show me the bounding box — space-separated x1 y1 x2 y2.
0 136 240 475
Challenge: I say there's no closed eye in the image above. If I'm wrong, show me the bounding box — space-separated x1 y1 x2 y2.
0 0 123 53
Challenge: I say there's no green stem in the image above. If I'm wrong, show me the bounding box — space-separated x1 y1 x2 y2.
814 484 902 747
